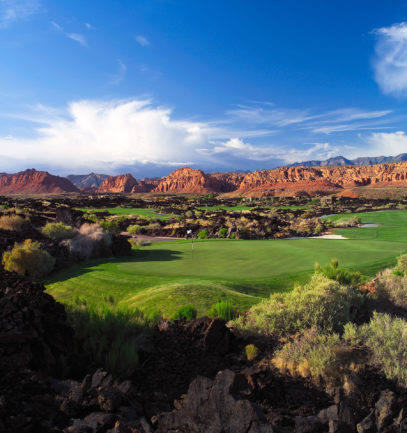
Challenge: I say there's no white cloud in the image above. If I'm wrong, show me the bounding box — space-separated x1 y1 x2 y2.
135 35 150 47
227 104 393 134
0 98 343 174
66 33 86 46
0 0 39 27
110 59 127 85
84 22 94 30
373 22 407 97
362 131 407 157
51 21 87 46
50 20 62 31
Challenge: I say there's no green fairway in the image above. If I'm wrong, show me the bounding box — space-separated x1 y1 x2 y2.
79 207 176 220
46 210 407 317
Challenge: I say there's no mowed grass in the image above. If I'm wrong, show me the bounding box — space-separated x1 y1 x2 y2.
46 210 407 317
79 207 176 220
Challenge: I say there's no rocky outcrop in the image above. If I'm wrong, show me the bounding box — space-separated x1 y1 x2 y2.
235 162 407 195
0 169 80 194
97 174 156 193
155 370 274 433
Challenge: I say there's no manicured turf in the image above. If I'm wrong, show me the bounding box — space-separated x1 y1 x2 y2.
197 205 308 211
46 210 407 317
80 207 175 220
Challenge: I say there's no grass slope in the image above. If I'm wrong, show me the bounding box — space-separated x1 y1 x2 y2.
46 210 407 317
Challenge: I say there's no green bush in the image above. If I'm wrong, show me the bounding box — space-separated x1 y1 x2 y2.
100 219 121 235
67 302 160 377
231 273 363 338
197 229 208 239
127 224 141 235
42 222 75 240
2 239 55 278
173 305 197 321
376 268 407 308
314 259 362 286
218 227 228 238
343 313 407 386
394 253 407 275
0 214 25 231
208 300 237 321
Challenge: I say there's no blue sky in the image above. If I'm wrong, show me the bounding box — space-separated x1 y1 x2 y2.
1 0 407 176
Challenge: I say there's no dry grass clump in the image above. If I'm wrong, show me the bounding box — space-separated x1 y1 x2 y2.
0 214 26 231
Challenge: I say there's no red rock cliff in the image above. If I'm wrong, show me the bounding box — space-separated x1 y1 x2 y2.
0 169 80 194
236 162 407 194
97 174 156 193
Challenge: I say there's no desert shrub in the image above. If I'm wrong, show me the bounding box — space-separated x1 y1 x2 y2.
2 239 55 278
146 222 161 231
173 305 197 321
197 230 208 239
67 302 160 377
231 273 363 337
185 210 194 218
273 329 340 378
334 216 361 227
218 227 228 238
100 219 121 235
343 313 407 386
67 223 111 260
394 253 407 275
0 214 25 231
42 222 75 240
315 259 362 286
84 213 99 223
208 300 237 321
129 238 151 247
375 268 407 308
245 344 259 361
127 224 141 235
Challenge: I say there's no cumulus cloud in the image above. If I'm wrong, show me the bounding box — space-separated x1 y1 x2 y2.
362 131 407 156
373 22 407 97
0 0 39 27
135 35 150 46
0 98 346 174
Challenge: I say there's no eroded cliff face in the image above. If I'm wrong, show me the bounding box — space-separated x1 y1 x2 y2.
235 162 407 194
0 169 79 194
97 174 156 193
153 167 222 193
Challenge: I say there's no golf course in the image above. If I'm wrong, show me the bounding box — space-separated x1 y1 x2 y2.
46 210 407 317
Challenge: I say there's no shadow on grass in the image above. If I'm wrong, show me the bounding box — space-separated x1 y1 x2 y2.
45 248 182 283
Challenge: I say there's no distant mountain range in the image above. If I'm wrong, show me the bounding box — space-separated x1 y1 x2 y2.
3 153 407 196
67 173 109 189
289 153 407 167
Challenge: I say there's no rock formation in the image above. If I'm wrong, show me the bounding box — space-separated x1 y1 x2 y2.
97 174 156 193
0 169 79 194
235 162 407 195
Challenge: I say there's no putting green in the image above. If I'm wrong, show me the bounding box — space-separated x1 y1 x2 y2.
46 210 407 317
